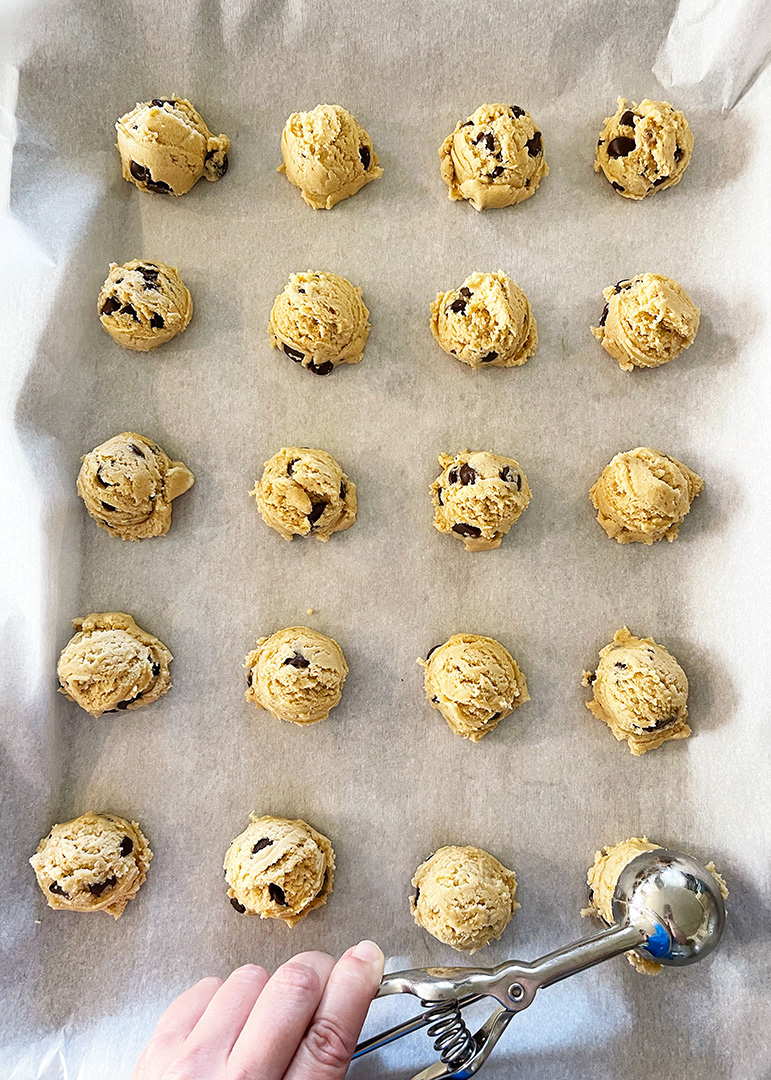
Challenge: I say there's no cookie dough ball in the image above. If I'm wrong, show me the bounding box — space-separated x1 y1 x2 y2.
251 447 356 542
430 271 537 369
439 103 548 212
419 634 529 741
116 97 230 196
411 845 519 952
582 628 691 755
592 274 700 370
590 447 703 545
279 103 382 210
57 612 172 718
77 432 194 541
245 627 348 725
583 837 728 974
224 815 334 926
30 812 152 920
431 451 531 551
268 272 370 375
98 260 193 352
595 97 693 200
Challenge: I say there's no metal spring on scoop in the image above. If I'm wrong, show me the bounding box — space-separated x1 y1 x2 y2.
420 999 476 1066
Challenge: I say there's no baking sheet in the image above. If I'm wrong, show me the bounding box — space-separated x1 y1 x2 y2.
2 0 771 1076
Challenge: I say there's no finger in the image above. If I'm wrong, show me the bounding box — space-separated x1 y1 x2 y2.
228 951 335 1080
177 964 270 1067
130 976 223 1080
284 940 384 1080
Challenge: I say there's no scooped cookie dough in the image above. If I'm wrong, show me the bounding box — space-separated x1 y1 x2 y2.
279 103 382 210
430 271 537 369
268 272 370 375
224 815 334 926
595 97 693 199
30 812 152 920
582 628 691 755
245 627 348 725
77 432 194 541
419 634 529 741
57 612 172 718
116 97 229 196
583 837 728 974
431 451 531 551
411 845 519 952
439 103 548 211
592 274 700 370
590 447 703 545
251 447 356 542
98 260 193 352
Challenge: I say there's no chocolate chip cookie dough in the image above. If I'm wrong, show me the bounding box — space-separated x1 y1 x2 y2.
57 612 172 717
77 432 194 541
419 634 529 741
245 627 348 725
224 815 334 925
411 845 519 952
583 837 727 974
30 812 152 919
268 272 370 375
582 628 691 755
251 447 356 541
440 103 548 211
98 260 192 352
279 103 382 210
590 447 703 544
595 97 693 199
592 274 700 370
430 271 537 369
431 451 531 551
116 97 229 195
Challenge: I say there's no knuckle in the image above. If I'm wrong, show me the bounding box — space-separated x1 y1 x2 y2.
303 1016 353 1071
273 960 323 997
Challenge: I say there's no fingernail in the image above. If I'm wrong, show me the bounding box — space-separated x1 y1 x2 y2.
351 939 384 973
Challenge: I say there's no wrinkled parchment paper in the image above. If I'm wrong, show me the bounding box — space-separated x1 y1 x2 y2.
1 1 770 1076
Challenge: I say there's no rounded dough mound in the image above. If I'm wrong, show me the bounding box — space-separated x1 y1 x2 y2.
431 450 531 551
279 103 382 210
439 103 548 211
268 272 370 375
30 812 152 919
583 837 728 975
430 271 537 369
411 845 519 952
77 432 194 541
224 815 334 926
582 627 691 755
116 97 229 196
595 97 693 200
419 634 529 741
590 447 703 545
98 260 193 352
57 612 172 717
592 274 700 370
251 447 357 542
245 627 348 725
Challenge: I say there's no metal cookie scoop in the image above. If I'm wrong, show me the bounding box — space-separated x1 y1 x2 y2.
353 848 726 1079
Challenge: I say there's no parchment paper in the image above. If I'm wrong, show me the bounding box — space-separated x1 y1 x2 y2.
2 1 770 1077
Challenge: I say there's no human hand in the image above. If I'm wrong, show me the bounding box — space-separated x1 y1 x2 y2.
131 940 384 1080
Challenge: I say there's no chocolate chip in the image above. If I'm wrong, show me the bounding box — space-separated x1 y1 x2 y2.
339 481 346 500
459 287 472 298
510 105 525 118
138 265 159 284
525 131 542 156
308 501 327 525
599 303 609 327
473 131 495 153
150 313 165 329
615 662 627 669
448 296 467 315
488 165 504 178
607 136 636 158
297 287 305 293
611 181 625 192
359 145 371 169
269 883 287 906
650 714 678 730
524 177 531 187
205 150 229 179
480 351 498 363
448 468 458 484
308 360 335 376
129 443 145 456
116 691 143 710
146 177 173 194
89 875 117 897
252 837 273 854
425 645 442 662
230 897 246 913
586 672 597 684
597 139 604 147
500 467 520 489
452 523 481 538
459 463 476 485
100 296 121 316
120 304 138 320
100 501 116 511
152 663 160 677
652 175 667 187
674 146 683 162
431 695 439 704
120 837 134 857
129 160 149 183
284 651 310 668
246 669 253 686
49 882 69 898
413 886 421 903
620 110 637 127
95 467 109 488
614 280 631 292
489 711 501 721
283 343 305 362
437 488 443 505
151 99 177 107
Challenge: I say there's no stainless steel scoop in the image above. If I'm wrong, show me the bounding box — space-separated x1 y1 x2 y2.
353 848 726 1079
